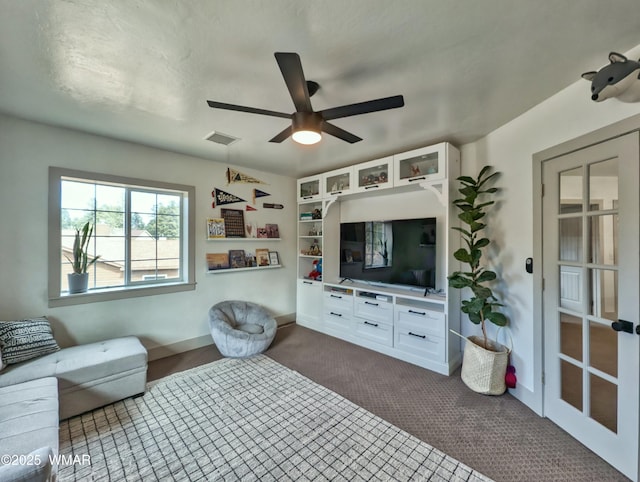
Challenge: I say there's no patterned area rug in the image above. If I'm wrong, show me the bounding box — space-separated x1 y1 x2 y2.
58 356 492 481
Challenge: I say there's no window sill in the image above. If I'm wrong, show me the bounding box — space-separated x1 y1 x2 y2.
48 281 196 307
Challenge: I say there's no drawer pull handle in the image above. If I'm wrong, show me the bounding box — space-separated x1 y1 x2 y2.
364 185 379 190
364 321 379 327
408 176 426 182
303 196 314 199
364 301 379 306
408 309 426 316
330 191 342 195
303 281 313 285
330 312 343 317
409 332 426 339
330 294 342 299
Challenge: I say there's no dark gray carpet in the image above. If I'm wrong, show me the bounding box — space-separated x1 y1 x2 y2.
59 355 491 481
265 325 628 482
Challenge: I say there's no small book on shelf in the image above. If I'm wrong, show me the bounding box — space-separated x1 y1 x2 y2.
265 223 279 238
207 218 226 239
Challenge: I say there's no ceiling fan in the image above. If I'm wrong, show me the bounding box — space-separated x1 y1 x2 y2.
206 52 405 145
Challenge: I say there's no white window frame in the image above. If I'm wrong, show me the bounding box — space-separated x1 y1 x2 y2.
48 167 196 307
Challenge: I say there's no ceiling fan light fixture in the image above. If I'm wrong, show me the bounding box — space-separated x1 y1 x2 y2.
292 112 322 145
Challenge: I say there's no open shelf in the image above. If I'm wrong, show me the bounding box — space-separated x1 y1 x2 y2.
206 264 282 274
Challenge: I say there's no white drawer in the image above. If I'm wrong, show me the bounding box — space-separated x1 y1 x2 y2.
394 306 445 338
324 308 353 332
354 318 393 347
354 297 393 324
324 292 353 313
394 320 445 361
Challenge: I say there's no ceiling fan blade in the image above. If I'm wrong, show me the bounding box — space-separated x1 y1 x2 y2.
206 100 291 119
275 52 313 113
269 125 293 143
320 95 405 121
322 122 362 144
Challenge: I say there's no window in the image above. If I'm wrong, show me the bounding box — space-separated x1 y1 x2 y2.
49 167 195 306
364 221 393 269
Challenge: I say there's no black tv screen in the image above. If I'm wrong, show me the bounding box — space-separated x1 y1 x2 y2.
339 217 437 289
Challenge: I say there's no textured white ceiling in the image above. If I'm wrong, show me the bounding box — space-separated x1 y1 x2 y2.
1 0 639 177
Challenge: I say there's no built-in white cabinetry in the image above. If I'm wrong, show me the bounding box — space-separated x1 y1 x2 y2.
295 141 461 375
393 144 447 186
323 166 354 199
352 156 394 194
297 175 322 202
296 279 323 329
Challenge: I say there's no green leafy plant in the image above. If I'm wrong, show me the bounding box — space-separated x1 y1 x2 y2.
448 166 507 349
65 221 100 274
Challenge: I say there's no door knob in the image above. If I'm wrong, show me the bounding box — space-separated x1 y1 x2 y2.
612 319 633 333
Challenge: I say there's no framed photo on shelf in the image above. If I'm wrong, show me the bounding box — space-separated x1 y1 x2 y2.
255 248 270 267
228 249 246 268
265 223 280 238
245 252 257 267
207 218 226 239
256 227 268 238
221 208 246 238
268 251 280 266
206 253 229 271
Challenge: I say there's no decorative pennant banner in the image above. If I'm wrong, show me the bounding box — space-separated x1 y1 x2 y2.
215 188 246 206
245 205 257 211
263 202 284 209
253 188 270 204
226 167 267 185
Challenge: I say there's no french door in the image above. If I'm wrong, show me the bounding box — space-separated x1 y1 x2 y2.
542 132 639 480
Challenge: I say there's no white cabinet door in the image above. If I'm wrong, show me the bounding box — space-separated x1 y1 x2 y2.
353 156 394 193
296 279 323 330
297 175 322 202
323 166 354 199
393 144 446 186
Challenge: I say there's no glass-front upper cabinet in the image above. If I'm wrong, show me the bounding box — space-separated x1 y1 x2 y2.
297 174 322 202
353 156 394 194
393 144 447 186
323 166 354 199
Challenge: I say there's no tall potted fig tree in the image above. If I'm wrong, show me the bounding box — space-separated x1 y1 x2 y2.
65 221 100 294
448 166 509 395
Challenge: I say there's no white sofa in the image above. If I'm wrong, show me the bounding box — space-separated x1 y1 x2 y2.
0 336 147 481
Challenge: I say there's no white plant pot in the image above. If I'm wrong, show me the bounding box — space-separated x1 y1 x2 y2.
67 273 89 294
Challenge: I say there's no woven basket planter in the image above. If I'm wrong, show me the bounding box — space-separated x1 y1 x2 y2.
461 335 509 396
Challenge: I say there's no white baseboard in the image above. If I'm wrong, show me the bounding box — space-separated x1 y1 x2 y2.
508 383 542 416
147 334 213 361
147 312 296 361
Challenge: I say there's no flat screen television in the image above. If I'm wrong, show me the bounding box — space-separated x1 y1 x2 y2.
339 217 437 290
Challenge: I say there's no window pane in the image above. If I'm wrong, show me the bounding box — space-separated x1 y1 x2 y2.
561 359 583 411
131 237 156 262
94 259 125 288
61 180 95 210
559 217 582 262
157 194 180 214
131 191 157 214
589 320 617 377
560 312 582 361
95 185 125 212
589 214 617 265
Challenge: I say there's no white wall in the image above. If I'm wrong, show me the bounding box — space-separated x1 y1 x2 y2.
0 114 297 359
460 45 640 410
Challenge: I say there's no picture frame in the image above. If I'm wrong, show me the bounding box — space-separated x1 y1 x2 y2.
265 223 280 238
256 227 268 238
228 249 246 268
206 218 226 239
206 253 229 271
255 248 270 267
221 208 246 238
268 251 280 266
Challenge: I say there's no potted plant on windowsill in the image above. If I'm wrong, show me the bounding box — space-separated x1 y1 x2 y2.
448 166 509 395
65 221 100 294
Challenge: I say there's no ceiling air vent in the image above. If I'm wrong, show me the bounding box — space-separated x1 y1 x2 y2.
204 130 239 146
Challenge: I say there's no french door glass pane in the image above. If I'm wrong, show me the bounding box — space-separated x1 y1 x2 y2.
590 374 618 433
559 217 582 262
588 158 618 211
589 269 618 320
561 359 583 411
589 214 618 265
589 320 617 377
560 313 583 361
560 167 583 213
